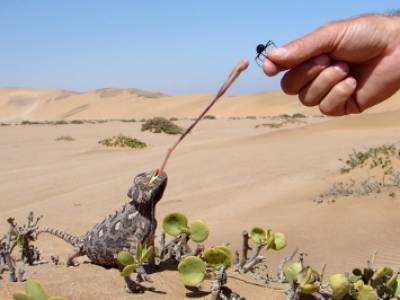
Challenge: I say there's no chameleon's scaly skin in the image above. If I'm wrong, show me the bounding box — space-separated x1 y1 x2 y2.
39 170 167 267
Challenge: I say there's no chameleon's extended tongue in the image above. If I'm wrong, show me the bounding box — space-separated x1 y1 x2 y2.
157 59 249 175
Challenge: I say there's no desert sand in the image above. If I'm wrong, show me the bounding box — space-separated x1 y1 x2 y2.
0 88 400 299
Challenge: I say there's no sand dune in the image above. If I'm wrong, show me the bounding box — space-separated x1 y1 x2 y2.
0 87 309 121
0 88 400 299
1 87 399 122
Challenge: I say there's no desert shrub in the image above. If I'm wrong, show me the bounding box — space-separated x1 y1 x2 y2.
53 120 68 125
340 144 400 174
21 120 42 125
98 135 147 149
292 113 306 118
70 120 84 124
255 123 283 129
141 117 183 134
120 118 136 123
203 115 216 120
55 136 74 141
246 116 257 119
169 117 179 121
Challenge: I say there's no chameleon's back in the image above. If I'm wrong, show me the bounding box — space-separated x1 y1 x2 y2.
82 203 150 266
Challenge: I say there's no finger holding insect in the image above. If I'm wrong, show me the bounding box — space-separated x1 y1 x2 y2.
262 58 284 76
280 54 331 95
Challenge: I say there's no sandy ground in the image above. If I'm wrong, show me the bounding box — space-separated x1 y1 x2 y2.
0 89 400 299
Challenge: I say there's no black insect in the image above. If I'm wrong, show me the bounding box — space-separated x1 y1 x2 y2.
255 40 276 67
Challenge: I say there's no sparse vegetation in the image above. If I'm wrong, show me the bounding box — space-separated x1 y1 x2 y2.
316 144 400 203
98 135 147 149
204 115 216 120
55 136 74 141
1 212 43 282
283 254 400 300
169 117 179 121
340 144 400 174
255 123 284 129
119 118 137 123
255 113 308 129
141 117 183 134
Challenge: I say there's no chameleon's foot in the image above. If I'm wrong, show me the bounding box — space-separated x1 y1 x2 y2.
124 277 146 293
66 260 80 267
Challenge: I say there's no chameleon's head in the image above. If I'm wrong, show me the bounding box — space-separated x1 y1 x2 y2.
127 170 168 207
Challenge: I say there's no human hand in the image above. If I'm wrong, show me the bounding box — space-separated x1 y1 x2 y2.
263 14 400 116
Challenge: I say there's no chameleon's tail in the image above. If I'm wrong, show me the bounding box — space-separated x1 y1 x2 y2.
37 228 80 247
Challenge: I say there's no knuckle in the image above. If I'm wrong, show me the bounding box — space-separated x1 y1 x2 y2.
281 73 298 95
334 82 352 97
298 89 316 107
319 104 334 116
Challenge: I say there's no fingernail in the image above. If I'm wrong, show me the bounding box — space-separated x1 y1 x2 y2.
334 63 349 74
269 47 288 58
345 77 357 88
314 55 330 66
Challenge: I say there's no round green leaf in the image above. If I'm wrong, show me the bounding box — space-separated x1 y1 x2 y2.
357 284 378 300
214 246 233 268
204 246 232 268
330 274 350 300
13 293 32 300
270 232 287 250
250 227 267 245
283 262 302 283
395 276 400 296
162 212 188 236
25 280 48 300
189 220 209 242
178 256 206 287
120 264 136 277
117 251 135 266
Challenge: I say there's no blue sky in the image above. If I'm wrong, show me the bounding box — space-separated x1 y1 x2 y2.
0 1 399 95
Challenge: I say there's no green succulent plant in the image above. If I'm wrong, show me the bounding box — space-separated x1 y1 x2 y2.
117 242 153 277
297 267 321 295
355 281 378 300
162 212 209 243
283 261 303 283
249 227 287 250
13 279 67 300
329 274 351 300
178 256 206 287
203 246 233 268
177 246 233 287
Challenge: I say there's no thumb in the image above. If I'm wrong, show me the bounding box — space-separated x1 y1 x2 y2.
268 23 340 69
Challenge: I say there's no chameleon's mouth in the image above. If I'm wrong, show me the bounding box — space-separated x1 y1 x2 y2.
146 169 159 187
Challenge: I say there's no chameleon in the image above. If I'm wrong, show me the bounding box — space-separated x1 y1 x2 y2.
38 170 167 267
